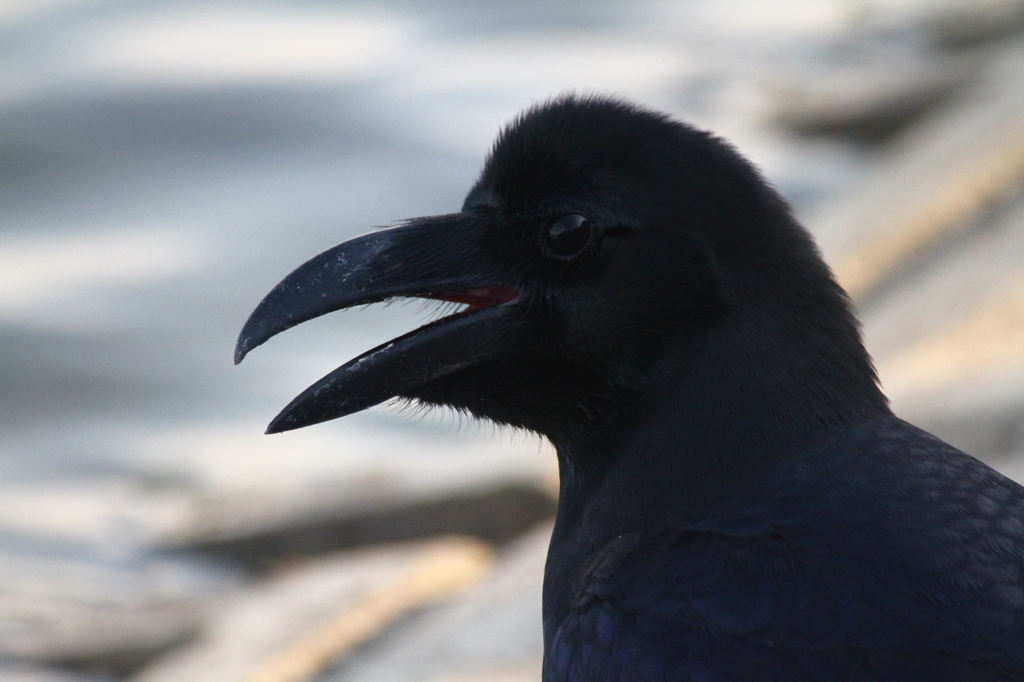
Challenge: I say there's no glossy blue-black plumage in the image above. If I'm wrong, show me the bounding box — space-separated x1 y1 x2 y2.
546 418 1024 681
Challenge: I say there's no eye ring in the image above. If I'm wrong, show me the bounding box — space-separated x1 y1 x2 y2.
542 213 598 262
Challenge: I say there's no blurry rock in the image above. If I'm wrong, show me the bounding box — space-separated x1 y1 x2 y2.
173 482 555 571
854 141 1024 476
0 445 555 573
805 38 1024 300
124 422 558 568
322 523 550 682
0 480 194 554
874 272 1024 397
918 0 1024 48
0 541 238 671
868 226 1024 469
133 537 493 682
0 426 555 675
853 0 1024 49
862 184 1024 386
769 43 978 143
0 666 112 682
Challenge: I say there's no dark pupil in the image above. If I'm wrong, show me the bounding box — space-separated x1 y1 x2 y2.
546 213 593 257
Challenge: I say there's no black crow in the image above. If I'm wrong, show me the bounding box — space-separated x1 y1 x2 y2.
236 96 1024 680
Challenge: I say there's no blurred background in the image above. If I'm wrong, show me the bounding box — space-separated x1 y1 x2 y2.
1 0 1023 680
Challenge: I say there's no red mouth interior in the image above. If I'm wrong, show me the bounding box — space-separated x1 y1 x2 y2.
422 286 523 313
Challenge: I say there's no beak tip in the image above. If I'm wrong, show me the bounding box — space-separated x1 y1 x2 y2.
266 409 299 435
235 320 263 364
265 414 289 434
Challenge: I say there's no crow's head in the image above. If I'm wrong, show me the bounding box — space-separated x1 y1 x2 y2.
236 96 886 451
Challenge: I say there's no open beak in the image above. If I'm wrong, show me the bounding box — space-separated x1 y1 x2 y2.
235 212 526 433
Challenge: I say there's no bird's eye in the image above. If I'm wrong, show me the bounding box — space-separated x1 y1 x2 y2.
543 213 596 261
